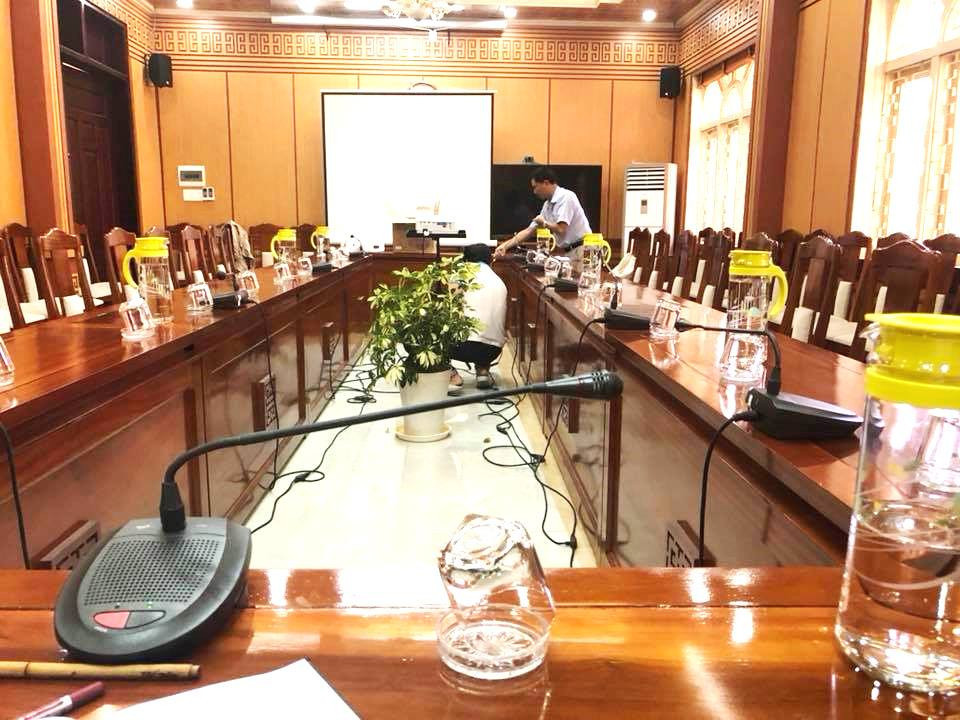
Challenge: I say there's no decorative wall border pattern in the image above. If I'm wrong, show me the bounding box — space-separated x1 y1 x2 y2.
86 0 154 58
679 0 759 74
153 21 679 80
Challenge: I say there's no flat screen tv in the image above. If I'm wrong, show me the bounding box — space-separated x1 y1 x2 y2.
490 164 603 238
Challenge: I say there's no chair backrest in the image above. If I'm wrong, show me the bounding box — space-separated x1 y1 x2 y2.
877 232 910 249
35 228 96 318
662 230 697 298
0 232 25 329
296 223 319 252
628 228 653 283
248 224 283 265
846 240 941 358
742 232 779 255
74 222 101 283
775 229 803 273
719 227 737 249
782 235 840 342
167 223 211 282
206 224 230 274
923 233 960 311
689 229 723 302
0 222 36 303
103 227 137 303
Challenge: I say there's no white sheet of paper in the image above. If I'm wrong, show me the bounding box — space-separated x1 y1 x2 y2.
113 659 359 719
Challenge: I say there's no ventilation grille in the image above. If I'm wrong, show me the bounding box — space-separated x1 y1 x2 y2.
626 165 666 191
83 536 222 605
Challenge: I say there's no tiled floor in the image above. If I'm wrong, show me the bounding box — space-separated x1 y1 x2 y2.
246 345 596 570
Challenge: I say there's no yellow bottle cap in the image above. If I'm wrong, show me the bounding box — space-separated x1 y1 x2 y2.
864 313 960 408
535 228 552 238
583 233 605 245
315 226 329 236
133 236 169 257
729 249 774 276
276 228 296 240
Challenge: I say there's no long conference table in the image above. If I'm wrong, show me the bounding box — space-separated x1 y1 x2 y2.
0 253 859 569
0 253 925 716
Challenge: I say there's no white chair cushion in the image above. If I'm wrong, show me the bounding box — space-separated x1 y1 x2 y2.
770 307 785 325
0 308 11 334
60 295 86 317
20 299 48 324
701 285 716 308
670 276 684 297
936 292 946 314
826 315 857 346
20 268 39 303
647 269 659 289
790 307 816 343
874 285 888 314
833 281 853 318
261 252 274 268
90 281 113 299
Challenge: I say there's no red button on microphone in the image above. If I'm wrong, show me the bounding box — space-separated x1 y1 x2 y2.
93 611 130 629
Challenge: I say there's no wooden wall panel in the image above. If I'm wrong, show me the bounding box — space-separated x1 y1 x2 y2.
422 76 487 90
488 77 549 164
810 0 868 233
548 79 613 236
357 75 421 90
609 81 674 243
158 71 232 226
128 59 165 231
0 0 25 224
228 72 297 227
294 73 358 225
782 0 829 232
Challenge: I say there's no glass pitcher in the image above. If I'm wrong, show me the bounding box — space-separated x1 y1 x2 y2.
122 236 173 325
310 225 330 261
578 233 610 296
836 314 960 694
270 227 298 265
718 249 787 384
528 228 554 265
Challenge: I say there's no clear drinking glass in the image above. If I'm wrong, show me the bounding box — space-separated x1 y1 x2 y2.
274 262 292 285
137 255 173 325
236 269 260 297
119 287 156 341
650 297 681 339
296 256 313 277
836 314 960 693
437 515 554 681
186 281 213 314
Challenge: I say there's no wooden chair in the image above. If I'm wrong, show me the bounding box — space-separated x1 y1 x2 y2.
820 231 872 324
297 223 320 253
248 224 283 266
626 228 652 284
103 227 137 303
816 240 940 360
742 232 779 254
776 229 803 273
877 232 910 249
663 230 697 298
923 233 960 313
780 236 840 342
636 229 671 288
719 227 737 249
168 223 211 282
0 232 26 330
698 240 731 310
34 228 97 319
74 222 100 283
206 224 232 275
688 229 722 302
0 222 38 304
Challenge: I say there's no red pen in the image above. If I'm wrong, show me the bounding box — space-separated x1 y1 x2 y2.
15 681 104 720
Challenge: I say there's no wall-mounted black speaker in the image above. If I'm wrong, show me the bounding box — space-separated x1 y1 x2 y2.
146 53 173 88
659 65 681 99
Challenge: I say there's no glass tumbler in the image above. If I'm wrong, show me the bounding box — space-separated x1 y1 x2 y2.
186 281 213 314
437 515 554 681
836 313 960 693
119 287 156 341
650 297 681 339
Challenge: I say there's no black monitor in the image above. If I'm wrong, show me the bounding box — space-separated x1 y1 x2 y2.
491 164 602 238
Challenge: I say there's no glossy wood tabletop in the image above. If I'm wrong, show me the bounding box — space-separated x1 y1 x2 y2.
509 267 865 530
1 567 951 718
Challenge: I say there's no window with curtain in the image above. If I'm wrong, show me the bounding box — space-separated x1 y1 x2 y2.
684 60 754 235
858 0 960 239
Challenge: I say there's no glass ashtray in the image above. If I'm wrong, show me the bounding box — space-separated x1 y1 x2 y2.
437 603 549 681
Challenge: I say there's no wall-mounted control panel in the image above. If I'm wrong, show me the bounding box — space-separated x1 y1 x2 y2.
183 187 216 202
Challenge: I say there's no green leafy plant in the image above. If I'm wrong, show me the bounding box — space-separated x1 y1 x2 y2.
368 257 481 388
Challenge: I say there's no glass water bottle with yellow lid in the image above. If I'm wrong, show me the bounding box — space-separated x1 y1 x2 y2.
836 313 960 693
271 227 298 265
122 236 173 325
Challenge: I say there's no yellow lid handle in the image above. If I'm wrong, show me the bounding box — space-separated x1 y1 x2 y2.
601 240 612 265
768 263 788 319
122 248 140 288
271 233 281 260
310 230 320 251
548 234 556 252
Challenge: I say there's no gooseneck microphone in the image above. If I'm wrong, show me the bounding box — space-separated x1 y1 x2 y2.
54 370 622 664
601 307 860 441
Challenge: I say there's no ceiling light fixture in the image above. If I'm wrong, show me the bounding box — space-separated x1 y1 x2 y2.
641 8 657 22
382 1 459 22
175 0 193 8
501 6 517 19
297 0 320 12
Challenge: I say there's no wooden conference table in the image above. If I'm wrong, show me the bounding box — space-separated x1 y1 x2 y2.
2 566 949 718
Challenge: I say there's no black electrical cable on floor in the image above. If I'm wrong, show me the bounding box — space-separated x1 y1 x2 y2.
0 422 28 568
697 410 758 566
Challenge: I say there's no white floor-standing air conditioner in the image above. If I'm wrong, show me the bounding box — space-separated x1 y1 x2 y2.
622 163 677 255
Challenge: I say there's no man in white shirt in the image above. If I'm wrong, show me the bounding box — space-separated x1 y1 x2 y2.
493 166 592 262
450 244 507 389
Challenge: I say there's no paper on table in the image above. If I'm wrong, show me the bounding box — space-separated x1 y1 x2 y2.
113 659 360 719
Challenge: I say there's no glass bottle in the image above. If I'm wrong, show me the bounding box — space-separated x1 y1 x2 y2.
310 225 330 261
122 236 173 325
836 313 960 693
270 227 298 265
718 249 787 384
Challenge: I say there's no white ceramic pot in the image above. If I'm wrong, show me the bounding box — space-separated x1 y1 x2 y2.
398 368 450 441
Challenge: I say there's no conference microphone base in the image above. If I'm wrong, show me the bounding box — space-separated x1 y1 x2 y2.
746 389 862 440
54 517 251 663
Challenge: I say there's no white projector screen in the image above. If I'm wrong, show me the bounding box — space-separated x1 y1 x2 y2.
323 91 493 248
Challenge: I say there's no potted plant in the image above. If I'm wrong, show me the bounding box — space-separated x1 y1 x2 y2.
368 257 480 441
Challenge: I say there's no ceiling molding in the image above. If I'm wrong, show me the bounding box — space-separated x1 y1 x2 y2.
676 0 726 30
